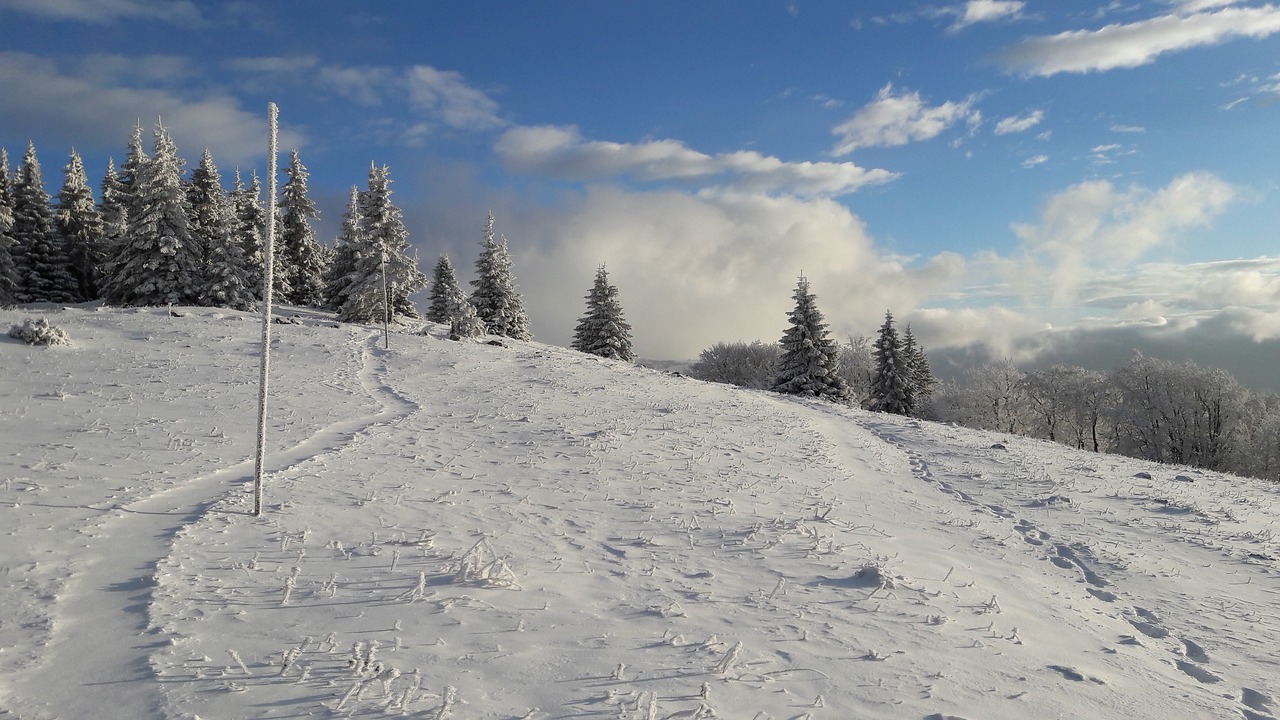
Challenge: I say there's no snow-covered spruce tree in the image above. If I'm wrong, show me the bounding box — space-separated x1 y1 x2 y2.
277 150 326 306
12 142 78 304
572 265 634 361
901 324 937 412
97 158 127 295
106 123 201 307
470 211 531 340
188 149 255 310
869 310 912 415
338 164 426 324
0 148 19 306
98 125 147 303
772 276 851 403
57 149 106 302
231 170 267 298
321 186 360 312
426 253 461 324
446 282 485 339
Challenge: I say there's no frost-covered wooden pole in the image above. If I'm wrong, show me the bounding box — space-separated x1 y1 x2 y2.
380 250 390 349
253 102 279 517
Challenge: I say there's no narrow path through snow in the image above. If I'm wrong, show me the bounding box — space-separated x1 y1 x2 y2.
4 329 413 720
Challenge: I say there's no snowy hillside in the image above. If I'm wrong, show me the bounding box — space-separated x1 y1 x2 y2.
1 305 1278 720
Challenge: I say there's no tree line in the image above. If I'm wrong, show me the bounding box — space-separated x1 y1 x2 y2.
689 277 1280 482
0 128 635 360
690 276 936 414
932 353 1280 481
0 126 423 322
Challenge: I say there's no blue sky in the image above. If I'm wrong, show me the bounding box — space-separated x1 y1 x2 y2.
3 0 1280 386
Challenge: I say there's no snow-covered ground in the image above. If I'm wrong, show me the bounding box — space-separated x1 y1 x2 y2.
1 304 1278 720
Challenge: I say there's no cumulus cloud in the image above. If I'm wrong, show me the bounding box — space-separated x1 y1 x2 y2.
0 0 202 25
495 124 897 197
1021 154 1049 168
831 83 982 156
514 189 967 358
1001 3 1280 76
994 109 1044 135
1010 172 1237 307
0 51 303 165
409 181 968 361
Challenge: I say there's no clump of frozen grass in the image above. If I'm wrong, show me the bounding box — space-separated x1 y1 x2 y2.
455 538 521 589
8 317 71 346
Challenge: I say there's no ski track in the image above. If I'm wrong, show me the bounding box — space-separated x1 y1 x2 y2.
4 327 410 720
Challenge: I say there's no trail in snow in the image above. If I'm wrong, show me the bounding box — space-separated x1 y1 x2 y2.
4 328 411 720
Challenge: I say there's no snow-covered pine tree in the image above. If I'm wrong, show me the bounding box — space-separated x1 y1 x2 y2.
321 186 360 312
426 253 461 324
107 123 201 306
12 142 79 303
446 282 485 339
119 123 147 194
97 158 127 295
98 126 150 303
338 163 426 323
470 211 531 340
57 149 106 301
901 324 937 413
231 170 267 298
571 265 634 361
0 148 19 306
869 310 912 415
277 150 326 306
772 275 850 403
188 149 254 310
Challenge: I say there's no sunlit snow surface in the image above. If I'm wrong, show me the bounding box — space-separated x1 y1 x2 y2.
1 304 1278 720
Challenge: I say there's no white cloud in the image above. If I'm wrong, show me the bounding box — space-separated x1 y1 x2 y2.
994 109 1045 135
831 83 982 156
1001 4 1280 76
224 58 505 139
510 187 968 358
1175 0 1240 11
0 51 303 165
950 0 1025 31
404 66 504 130
911 306 1051 361
1009 172 1238 306
224 55 321 76
495 124 897 197
72 53 196 87
0 0 202 25
318 65 396 107
1021 154 1049 168
1088 143 1138 165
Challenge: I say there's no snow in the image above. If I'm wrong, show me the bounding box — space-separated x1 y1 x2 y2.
1 303 1278 720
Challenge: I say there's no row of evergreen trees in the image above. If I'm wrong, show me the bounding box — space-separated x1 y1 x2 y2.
0 127 638 359
766 275 935 414
419 212 635 361
0 127 425 322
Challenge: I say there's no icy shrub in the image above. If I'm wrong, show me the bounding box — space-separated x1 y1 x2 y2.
689 341 780 389
8 317 71 346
